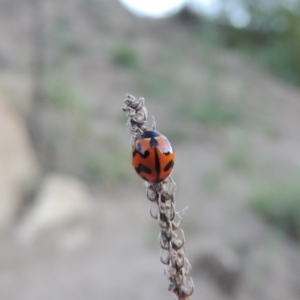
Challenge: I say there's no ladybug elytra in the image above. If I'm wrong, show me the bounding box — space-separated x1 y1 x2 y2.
132 130 175 183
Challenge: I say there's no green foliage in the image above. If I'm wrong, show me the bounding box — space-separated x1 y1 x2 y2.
186 99 240 127
255 37 300 85
141 74 176 100
81 137 131 184
252 176 300 241
195 21 225 46
51 16 70 48
162 127 191 144
50 15 84 64
111 44 139 69
226 142 251 171
196 4 300 86
46 76 85 112
82 152 130 184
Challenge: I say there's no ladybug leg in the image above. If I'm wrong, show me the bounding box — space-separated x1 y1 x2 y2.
169 176 176 187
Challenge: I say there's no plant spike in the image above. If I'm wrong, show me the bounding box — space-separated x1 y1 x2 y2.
122 94 194 300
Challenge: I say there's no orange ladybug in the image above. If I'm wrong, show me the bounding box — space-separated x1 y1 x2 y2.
132 130 175 183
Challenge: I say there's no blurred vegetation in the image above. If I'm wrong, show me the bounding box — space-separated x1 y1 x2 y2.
111 44 139 69
203 169 222 194
195 0 300 86
81 136 132 185
226 143 251 171
186 98 240 126
81 152 130 184
23 0 299 189
251 176 300 241
162 127 191 144
46 75 85 112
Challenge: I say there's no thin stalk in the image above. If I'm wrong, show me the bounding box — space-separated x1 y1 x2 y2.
122 94 194 300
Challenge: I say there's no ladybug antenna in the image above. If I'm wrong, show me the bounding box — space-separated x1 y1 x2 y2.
151 116 156 130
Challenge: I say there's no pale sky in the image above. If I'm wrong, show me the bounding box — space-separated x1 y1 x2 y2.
118 0 187 18
118 0 251 28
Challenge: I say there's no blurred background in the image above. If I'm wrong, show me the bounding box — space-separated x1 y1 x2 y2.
1 0 300 299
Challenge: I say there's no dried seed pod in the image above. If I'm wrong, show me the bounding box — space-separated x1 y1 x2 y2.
123 94 194 300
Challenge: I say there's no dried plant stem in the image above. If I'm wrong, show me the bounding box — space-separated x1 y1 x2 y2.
122 94 194 300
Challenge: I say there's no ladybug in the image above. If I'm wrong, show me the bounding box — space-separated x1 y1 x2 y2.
132 130 175 183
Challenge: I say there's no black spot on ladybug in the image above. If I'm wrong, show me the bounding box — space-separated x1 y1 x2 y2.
135 164 152 174
132 130 174 183
150 137 159 148
164 160 174 172
133 145 150 159
139 150 150 158
162 140 172 153
141 176 149 182
132 149 138 157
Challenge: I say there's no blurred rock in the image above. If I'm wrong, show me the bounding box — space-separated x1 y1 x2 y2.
193 237 241 295
176 7 201 26
0 92 39 231
239 235 300 300
17 174 92 242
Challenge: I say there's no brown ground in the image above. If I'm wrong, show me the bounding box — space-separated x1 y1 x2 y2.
1 1 300 299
